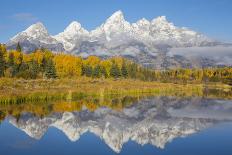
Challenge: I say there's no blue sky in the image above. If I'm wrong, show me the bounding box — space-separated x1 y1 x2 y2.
0 0 232 43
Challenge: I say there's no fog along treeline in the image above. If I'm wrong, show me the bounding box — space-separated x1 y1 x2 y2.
0 43 232 84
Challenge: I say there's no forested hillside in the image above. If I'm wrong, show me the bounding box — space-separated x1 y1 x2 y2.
0 43 232 84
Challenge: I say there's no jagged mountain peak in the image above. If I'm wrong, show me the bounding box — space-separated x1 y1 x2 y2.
64 21 88 33
66 21 82 30
94 10 131 41
102 10 129 29
151 16 175 29
107 10 125 22
10 22 49 42
24 22 48 35
7 12 225 69
53 21 89 51
28 22 46 28
136 18 150 24
8 21 64 52
153 16 168 22
133 18 151 30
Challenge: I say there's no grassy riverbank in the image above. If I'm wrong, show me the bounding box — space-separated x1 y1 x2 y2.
0 77 231 104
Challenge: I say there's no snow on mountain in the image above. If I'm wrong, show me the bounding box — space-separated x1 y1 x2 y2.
7 22 64 52
7 10 229 68
10 22 49 42
54 21 89 52
149 16 213 46
131 18 152 43
8 97 232 153
90 10 132 42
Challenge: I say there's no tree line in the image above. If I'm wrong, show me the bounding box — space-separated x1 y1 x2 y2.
0 43 232 84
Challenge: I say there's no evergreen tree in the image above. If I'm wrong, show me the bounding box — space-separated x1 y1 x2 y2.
15 62 30 78
29 60 39 79
18 52 23 66
128 63 137 79
45 59 57 79
92 65 101 78
41 57 47 73
16 42 22 52
15 43 23 76
8 53 14 67
7 53 17 77
81 64 86 76
0 49 5 77
19 62 28 72
101 66 108 78
85 65 92 77
121 61 128 78
40 47 46 52
110 63 121 78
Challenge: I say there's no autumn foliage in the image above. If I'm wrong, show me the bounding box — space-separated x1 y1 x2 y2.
0 43 232 84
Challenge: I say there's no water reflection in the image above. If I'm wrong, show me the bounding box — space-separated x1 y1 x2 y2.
2 96 232 153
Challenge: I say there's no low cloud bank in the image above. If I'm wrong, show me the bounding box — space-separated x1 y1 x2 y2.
167 46 232 65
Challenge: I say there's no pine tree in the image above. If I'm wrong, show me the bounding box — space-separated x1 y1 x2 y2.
8 53 14 67
41 57 47 73
16 42 22 52
0 49 5 77
12 43 23 76
85 65 92 77
92 65 101 78
45 59 57 79
7 53 17 77
128 63 137 79
121 61 128 78
81 64 86 76
101 66 108 78
29 60 39 79
18 62 29 72
110 63 121 79
40 47 46 52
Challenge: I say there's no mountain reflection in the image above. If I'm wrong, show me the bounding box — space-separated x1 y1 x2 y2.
5 96 232 153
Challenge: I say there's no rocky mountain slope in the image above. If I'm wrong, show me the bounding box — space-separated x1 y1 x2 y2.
7 22 64 52
7 10 231 68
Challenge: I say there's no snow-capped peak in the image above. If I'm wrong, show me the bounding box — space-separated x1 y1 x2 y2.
151 16 175 29
66 21 82 31
132 18 151 41
92 10 131 41
9 21 59 45
7 12 221 68
24 22 48 36
106 10 125 23
64 21 88 34
10 22 48 42
53 21 89 51
136 18 150 25
153 16 168 23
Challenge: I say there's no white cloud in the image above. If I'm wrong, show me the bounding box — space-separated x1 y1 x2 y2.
12 13 38 22
167 46 232 65
168 46 232 57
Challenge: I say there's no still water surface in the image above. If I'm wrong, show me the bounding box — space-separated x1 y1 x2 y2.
0 96 232 155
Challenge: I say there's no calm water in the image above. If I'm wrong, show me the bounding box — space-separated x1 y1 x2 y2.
0 96 232 155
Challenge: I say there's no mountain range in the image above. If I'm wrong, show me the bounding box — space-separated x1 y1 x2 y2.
6 10 232 69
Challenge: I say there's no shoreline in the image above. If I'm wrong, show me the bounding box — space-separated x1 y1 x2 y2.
0 78 231 104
